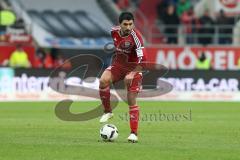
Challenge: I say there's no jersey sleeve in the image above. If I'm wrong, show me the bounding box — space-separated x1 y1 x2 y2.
131 29 145 63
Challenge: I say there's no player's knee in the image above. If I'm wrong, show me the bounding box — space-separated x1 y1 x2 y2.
99 78 110 88
124 76 132 85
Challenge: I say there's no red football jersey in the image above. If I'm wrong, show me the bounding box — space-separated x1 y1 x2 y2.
110 26 146 69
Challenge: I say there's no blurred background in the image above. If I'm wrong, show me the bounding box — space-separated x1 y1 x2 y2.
0 0 240 101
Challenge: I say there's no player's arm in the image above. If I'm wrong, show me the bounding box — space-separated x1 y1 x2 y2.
131 30 145 72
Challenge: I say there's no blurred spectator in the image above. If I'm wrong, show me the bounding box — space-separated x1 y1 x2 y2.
196 52 211 70
0 4 4 34
34 48 46 68
216 9 234 44
198 9 215 45
9 45 31 68
156 0 169 21
0 8 16 26
181 6 199 44
162 4 179 44
34 54 43 68
54 54 72 69
0 5 16 35
43 53 54 69
177 0 191 17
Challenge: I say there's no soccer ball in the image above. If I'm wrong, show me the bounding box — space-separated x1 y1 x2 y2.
100 124 118 141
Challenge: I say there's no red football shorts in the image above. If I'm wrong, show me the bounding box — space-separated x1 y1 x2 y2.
106 64 142 93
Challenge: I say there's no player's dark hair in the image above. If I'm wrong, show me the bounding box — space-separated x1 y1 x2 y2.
119 12 134 23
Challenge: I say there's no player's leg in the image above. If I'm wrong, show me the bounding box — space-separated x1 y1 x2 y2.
127 91 139 142
124 72 142 142
99 69 113 112
99 66 124 123
99 69 114 123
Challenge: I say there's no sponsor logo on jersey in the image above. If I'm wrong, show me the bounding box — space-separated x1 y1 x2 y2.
119 40 132 50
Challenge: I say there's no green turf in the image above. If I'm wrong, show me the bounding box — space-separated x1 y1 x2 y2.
0 101 240 160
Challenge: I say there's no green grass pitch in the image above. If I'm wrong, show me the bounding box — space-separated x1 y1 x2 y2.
0 101 240 160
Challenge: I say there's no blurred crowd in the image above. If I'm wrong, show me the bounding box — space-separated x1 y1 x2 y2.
157 0 236 45
1 45 72 69
113 0 237 45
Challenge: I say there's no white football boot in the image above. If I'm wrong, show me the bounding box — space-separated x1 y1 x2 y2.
99 113 114 123
127 133 138 143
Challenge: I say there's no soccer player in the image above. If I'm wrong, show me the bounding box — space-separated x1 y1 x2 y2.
99 12 146 143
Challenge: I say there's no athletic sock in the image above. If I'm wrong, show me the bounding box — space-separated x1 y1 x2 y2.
129 105 139 134
99 86 111 113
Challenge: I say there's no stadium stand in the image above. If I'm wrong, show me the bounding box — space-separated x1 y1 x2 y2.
26 10 111 38
20 0 111 29
10 0 113 47
9 0 113 40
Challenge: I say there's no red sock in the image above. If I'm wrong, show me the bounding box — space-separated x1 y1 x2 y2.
99 86 111 113
129 105 139 134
